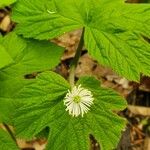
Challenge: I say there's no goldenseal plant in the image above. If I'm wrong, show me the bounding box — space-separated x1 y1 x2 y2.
0 0 149 150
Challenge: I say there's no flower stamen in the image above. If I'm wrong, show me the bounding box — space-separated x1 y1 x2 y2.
73 96 81 103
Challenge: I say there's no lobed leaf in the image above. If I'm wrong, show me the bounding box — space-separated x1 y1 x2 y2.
12 0 150 81
0 32 64 77
0 32 64 123
13 72 127 150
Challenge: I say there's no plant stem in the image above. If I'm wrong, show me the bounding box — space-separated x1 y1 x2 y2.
3 123 18 147
69 28 85 87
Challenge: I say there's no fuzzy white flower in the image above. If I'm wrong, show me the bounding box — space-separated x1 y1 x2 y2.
64 84 94 117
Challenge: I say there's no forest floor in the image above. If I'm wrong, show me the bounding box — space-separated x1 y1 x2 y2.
0 1 150 150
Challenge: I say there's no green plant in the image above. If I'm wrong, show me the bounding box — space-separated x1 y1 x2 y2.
0 0 150 150
0 0 16 8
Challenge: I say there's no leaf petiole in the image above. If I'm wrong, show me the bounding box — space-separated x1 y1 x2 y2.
68 28 85 87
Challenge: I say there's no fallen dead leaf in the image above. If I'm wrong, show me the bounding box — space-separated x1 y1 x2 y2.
128 105 150 116
0 15 10 31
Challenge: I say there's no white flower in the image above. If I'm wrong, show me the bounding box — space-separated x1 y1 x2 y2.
64 84 94 117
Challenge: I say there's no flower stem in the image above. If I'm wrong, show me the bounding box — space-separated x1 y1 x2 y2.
3 123 18 147
69 28 85 87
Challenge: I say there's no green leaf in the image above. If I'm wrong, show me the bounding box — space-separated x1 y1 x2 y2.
13 72 127 150
0 78 33 124
0 45 13 69
0 128 19 150
12 0 104 40
85 2 150 81
12 0 150 81
0 0 16 8
0 32 64 123
0 32 64 77
13 71 70 138
0 100 14 123
12 0 82 40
